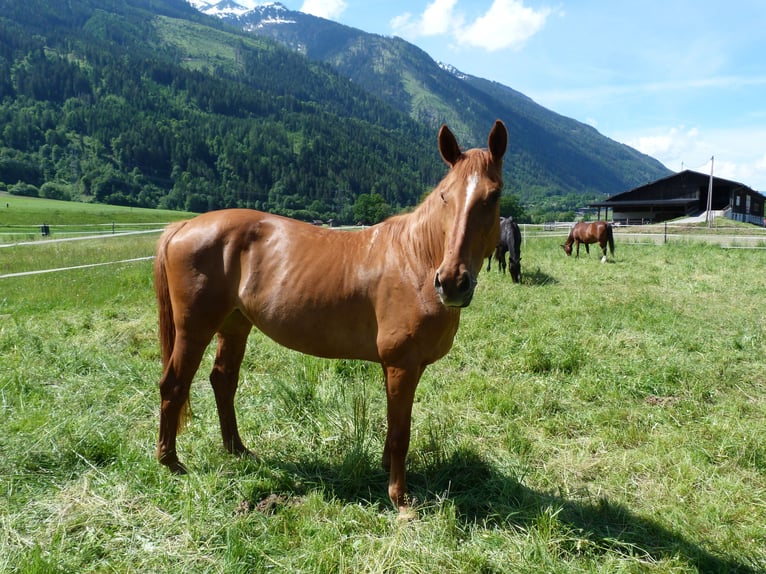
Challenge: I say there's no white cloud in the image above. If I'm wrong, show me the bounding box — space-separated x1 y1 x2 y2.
627 126 701 164
457 0 552 51
391 0 459 38
391 0 551 51
299 0 347 20
421 0 460 36
624 125 766 191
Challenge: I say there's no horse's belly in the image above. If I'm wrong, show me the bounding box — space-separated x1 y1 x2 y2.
243 297 381 362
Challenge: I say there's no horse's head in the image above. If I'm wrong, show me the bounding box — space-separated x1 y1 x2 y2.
561 243 573 256
434 120 507 307
509 256 521 284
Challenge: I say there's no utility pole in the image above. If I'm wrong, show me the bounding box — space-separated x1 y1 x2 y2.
706 156 714 228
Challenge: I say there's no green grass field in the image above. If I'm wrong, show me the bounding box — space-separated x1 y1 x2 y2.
1 204 764 572
0 192 193 242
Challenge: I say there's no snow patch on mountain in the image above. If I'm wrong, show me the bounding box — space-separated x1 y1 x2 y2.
438 62 467 80
187 1 294 22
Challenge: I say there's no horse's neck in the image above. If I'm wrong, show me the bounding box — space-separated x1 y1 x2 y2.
384 191 446 270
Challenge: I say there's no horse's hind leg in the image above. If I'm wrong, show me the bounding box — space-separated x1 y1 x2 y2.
210 311 253 457
495 245 507 274
157 333 211 474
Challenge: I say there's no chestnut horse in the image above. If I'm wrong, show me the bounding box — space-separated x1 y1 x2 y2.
561 221 614 262
154 121 508 513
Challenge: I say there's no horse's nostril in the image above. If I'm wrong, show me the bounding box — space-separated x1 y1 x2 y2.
434 272 442 289
458 271 471 292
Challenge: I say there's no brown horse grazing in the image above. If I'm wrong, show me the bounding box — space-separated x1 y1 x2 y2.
154 121 508 513
561 221 614 262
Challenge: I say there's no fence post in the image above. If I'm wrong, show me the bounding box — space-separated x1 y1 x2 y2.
664 221 667 244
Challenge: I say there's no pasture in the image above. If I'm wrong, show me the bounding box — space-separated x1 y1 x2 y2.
1 206 765 572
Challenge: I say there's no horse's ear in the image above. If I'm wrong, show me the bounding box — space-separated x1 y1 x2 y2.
488 120 508 164
438 124 462 167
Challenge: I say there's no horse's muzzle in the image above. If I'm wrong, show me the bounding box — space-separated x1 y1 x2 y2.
434 269 477 308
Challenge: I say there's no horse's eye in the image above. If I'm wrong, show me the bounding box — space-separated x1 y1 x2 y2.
486 189 501 205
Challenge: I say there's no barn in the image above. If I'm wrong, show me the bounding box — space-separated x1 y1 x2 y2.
589 170 765 226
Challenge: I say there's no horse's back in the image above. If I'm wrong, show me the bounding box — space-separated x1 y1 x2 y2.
572 221 605 241
162 208 373 308
163 209 358 282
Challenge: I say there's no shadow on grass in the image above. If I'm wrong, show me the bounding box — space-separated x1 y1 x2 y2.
249 447 759 573
521 267 558 287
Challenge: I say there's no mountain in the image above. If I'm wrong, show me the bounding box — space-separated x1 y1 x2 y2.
205 2 672 214
0 0 670 223
0 0 444 223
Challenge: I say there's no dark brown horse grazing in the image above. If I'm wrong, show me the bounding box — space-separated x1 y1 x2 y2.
561 221 614 262
154 121 508 514
486 216 522 283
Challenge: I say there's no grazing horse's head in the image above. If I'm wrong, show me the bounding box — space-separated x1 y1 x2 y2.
509 256 521 284
433 120 507 307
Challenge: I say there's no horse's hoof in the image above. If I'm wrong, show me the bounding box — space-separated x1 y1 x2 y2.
237 449 259 462
397 507 418 521
169 461 188 475
158 451 188 475
601 256 607 263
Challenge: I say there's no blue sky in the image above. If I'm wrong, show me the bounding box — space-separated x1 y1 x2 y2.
245 1 766 191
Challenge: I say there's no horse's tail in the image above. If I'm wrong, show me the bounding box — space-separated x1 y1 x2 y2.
155 223 180 368
154 222 192 429
606 223 615 255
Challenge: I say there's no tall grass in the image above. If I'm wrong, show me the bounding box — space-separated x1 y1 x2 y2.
1 228 764 573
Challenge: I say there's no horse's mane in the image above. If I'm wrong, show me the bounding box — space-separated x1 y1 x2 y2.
381 149 495 268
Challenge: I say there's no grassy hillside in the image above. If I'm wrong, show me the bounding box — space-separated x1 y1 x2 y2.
1 206 764 572
0 192 193 226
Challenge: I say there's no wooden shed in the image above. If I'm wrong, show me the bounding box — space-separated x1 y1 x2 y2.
590 170 765 226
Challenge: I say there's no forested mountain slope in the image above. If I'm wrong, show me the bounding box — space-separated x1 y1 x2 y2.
0 0 441 222
220 2 671 217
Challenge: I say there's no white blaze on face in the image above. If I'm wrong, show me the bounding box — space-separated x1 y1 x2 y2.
464 172 480 215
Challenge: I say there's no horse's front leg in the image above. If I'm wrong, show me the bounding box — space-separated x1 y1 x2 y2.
381 363 423 514
209 312 253 457
575 240 581 257
584 243 590 254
